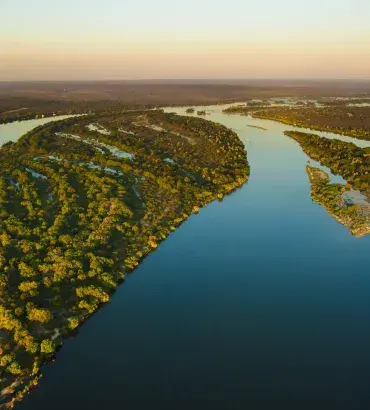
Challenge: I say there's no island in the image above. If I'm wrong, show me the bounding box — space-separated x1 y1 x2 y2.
253 106 370 140
284 130 370 236
0 110 249 408
246 125 267 131
222 105 274 115
246 100 271 107
306 166 370 237
284 130 370 195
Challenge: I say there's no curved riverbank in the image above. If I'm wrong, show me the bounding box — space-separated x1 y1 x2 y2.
0 111 249 408
220 102 370 147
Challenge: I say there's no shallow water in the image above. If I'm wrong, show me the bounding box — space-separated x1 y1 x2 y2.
10 106 370 410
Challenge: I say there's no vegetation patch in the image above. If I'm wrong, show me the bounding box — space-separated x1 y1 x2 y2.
284 129 370 236
306 166 370 237
223 104 276 115
284 130 370 197
254 106 370 140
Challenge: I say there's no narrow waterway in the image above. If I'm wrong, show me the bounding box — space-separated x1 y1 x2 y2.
11 105 370 410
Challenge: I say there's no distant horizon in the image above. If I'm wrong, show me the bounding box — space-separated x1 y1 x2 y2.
1 77 370 84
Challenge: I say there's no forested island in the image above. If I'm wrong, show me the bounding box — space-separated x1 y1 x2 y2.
223 105 275 115
306 166 370 237
0 110 249 408
285 130 370 235
253 106 370 140
284 131 370 194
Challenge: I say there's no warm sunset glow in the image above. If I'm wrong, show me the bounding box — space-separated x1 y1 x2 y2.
1 0 369 80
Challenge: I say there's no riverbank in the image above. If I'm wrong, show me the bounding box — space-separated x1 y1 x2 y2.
0 110 249 408
284 130 370 198
306 166 370 237
0 115 83 146
252 106 370 141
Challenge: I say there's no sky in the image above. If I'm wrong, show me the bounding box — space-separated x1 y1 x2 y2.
1 0 370 80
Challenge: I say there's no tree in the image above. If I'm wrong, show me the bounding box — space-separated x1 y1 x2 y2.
27 306 52 323
68 317 79 330
40 339 56 355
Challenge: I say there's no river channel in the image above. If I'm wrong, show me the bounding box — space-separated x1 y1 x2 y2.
6 106 370 410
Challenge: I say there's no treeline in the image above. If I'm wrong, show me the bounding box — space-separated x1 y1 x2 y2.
306 165 370 237
285 131 370 194
0 100 159 125
254 106 370 140
319 98 370 106
222 104 275 115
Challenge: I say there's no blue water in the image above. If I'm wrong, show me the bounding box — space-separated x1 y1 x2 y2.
16 106 370 410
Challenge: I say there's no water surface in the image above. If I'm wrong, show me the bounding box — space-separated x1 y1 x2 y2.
12 106 370 410
0 116 78 146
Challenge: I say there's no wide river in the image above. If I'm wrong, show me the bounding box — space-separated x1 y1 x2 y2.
5 107 370 410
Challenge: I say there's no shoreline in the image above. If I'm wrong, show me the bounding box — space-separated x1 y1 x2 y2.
252 111 370 141
306 166 370 237
0 111 250 409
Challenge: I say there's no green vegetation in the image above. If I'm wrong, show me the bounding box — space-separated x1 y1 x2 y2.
246 101 271 107
306 166 370 237
186 108 195 114
284 131 370 195
0 110 249 407
320 98 370 106
253 106 370 140
223 105 275 115
197 110 206 116
285 130 370 236
0 100 161 125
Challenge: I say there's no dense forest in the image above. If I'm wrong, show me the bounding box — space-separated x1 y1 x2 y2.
253 106 370 140
285 131 370 236
0 99 158 125
284 131 370 196
319 98 370 106
222 104 275 115
0 110 249 407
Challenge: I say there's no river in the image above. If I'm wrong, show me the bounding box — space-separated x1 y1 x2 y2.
8 106 370 410
0 116 79 146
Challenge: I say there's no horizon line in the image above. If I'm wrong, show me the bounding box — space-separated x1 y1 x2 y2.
1 77 370 83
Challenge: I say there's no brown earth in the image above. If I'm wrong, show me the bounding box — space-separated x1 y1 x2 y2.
1 79 370 107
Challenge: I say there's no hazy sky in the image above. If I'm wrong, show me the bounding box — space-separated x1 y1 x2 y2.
1 0 369 80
